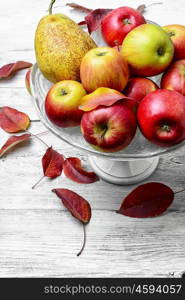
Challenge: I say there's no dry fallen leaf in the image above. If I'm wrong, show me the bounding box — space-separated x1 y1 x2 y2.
0 61 32 79
0 106 30 133
32 147 65 189
0 134 31 158
63 157 99 183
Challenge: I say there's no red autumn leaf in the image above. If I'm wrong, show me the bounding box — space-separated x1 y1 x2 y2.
136 4 146 14
25 68 32 95
32 147 64 189
0 106 30 133
0 134 31 158
63 157 99 184
0 61 32 79
52 188 91 256
42 147 65 178
79 88 125 112
117 182 174 218
66 3 92 13
83 9 112 34
52 188 91 224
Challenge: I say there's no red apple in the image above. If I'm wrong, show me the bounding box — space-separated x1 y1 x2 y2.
45 80 86 128
137 89 185 147
81 101 137 152
80 47 129 93
161 59 185 95
163 24 185 60
101 6 146 47
123 77 158 102
122 24 174 77
25 68 32 95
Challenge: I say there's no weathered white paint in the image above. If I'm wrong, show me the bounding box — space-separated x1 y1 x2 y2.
0 0 185 277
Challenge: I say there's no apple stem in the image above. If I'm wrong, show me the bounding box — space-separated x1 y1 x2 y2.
48 0 57 14
77 224 86 257
32 175 45 190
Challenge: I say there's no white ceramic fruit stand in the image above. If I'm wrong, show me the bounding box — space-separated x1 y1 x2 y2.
30 62 185 185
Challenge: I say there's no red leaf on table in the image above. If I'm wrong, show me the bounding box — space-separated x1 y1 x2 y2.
52 188 92 256
32 147 65 189
83 9 112 34
52 188 91 224
63 157 99 184
0 106 30 133
0 134 31 158
42 147 65 178
117 182 174 218
0 61 32 79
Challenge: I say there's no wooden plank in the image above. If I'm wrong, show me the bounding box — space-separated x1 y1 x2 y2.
1 0 185 279
0 87 39 119
0 209 184 277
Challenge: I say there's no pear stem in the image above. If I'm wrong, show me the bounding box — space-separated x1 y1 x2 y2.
48 0 57 14
77 224 86 257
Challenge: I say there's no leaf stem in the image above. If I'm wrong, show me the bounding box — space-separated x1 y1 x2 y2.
147 2 163 8
48 0 57 14
26 130 49 148
77 224 86 257
32 175 45 190
174 188 185 194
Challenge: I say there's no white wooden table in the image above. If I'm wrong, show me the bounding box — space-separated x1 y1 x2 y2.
0 0 185 278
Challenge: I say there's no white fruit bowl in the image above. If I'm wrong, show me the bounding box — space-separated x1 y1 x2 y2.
30 21 185 185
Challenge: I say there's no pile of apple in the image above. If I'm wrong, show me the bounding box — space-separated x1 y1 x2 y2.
45 6 185 153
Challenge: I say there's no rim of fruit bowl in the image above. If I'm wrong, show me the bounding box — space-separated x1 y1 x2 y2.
30 63 185 161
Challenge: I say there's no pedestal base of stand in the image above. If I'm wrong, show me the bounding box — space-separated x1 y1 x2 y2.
89 156 159 185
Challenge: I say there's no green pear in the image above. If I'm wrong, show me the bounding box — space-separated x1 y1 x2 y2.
34 0 97 83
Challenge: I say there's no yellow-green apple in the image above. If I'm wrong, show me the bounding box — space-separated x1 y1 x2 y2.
161 60 185 95
101 6 146 47
80 47 129 92
25 68 32 95
80 101 137 152
123 77 158 102
122 24 174 76
163 24 185 60
45 80 86 127
137 89 185 147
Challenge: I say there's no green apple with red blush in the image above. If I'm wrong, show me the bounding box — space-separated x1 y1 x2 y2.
121 23 174 76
